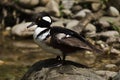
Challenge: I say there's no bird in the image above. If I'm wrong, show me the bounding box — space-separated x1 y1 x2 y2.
27 12 102 61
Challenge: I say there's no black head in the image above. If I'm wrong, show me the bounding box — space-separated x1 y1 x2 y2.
27 12 52 28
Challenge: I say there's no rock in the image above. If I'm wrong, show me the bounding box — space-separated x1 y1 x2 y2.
84 51 96 65
71 5 82 14
61 9 72 17
46 0 60 17
11 22 37 37
83 23 96 37
99 16 120 24
107 37 120 44
95 70 117 80
91 3 101 11
108 6 120 17
110 48 120 55
105 64 117 70
66 20 79 29
78 0 100 3
61 0 75 9
112 43 120 50
51 19 70 27
95 31 119 38
21 58 106 80
74 9 91 19
96 40 109 51
39 0 49 6
109 0 120 11
34 7 47 13
98 19 110 28
112 71 120 80
18 0 39 8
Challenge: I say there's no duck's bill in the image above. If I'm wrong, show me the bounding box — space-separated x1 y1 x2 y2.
27 22 36 28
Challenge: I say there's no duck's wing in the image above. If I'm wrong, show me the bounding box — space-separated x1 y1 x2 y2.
54 33 92 51
51 27 103 54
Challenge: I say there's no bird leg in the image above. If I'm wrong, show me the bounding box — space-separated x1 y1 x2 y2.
62 54 66 61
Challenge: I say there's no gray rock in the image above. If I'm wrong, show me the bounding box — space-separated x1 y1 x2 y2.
84 23 96 37
96 40 109 51
112 71 120 80
98 19 110 28
46 0 60 17
105 64 117 69
39 0 49 6
74 9 91 19
109 0 120 12
61 0 75 9
106 37 120 44
61 9 72 16
95 70 117 80
66 20 79 29
11 22 37 37
21 59 106 80
78 0 100 3
18 0 39 7
99 16 120 24
110 48 120 55
71 5 82 13
51 19 70 27
108 6 120 17
94 31 119 38
34 7 47 13
91 3 101 11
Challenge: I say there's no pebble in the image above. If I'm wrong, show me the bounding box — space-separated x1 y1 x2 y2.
91 3 101 11
51 19 70 27
112 71 120 80
95 31 119 38
34 7 47 13
108 6 119 17
61 9 72 16
74 9 91 19
66 20 79 29
84 23 96 37
39 0 49 6
110 48 120 55
99 16 119 23
98 19 110 28
105 64 117 70
95 70 117 80
18 0 39 7
11 22 37 37
107 37 120 44
46 0 60 17
71 5 82 13
61 0 75 9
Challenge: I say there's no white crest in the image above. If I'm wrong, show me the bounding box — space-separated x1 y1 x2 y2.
42 16 51 23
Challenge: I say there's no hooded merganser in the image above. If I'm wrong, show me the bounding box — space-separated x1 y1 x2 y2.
27 12 102 60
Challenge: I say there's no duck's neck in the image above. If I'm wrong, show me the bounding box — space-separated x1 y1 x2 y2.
34 27 50 41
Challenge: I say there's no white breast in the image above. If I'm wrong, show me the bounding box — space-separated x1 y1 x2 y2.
33 27 62 55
